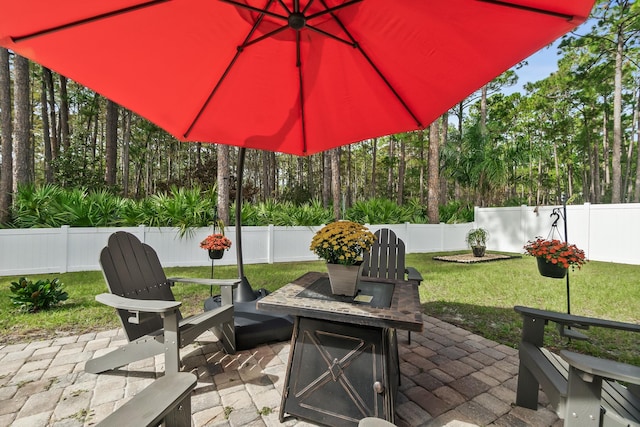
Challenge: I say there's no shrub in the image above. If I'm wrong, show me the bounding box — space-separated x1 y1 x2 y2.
9 277 69 312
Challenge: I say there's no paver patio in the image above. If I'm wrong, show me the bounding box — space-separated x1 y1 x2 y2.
0 315 561 427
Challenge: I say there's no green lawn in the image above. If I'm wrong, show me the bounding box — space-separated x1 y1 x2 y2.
1 252 638 365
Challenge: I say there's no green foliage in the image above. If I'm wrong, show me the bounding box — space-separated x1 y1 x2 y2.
345 198 427 224
465 228 489 248
8 184 460 229
10 184 73 228
439 201 474 223
148 186 217 236
51 151 103 190
9 277 68 313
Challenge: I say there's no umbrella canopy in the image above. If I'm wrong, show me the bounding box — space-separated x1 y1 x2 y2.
0 0 594 156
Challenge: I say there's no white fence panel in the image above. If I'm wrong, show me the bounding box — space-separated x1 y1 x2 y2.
586 204 639 265
1 204 639 277
476 203 640 265
271 226 319 263
0 228 65 275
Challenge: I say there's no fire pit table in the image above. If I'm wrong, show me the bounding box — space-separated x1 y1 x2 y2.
257 271 423 426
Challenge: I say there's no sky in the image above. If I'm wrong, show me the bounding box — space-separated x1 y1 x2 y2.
502 41 562 95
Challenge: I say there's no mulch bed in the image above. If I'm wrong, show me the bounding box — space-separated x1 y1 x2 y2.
433 253 521 264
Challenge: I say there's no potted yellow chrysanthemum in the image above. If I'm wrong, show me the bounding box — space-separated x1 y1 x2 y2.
310 221 376 296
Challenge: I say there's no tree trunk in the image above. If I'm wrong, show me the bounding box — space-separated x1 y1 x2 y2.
0 48 13 225
43 67 59 161
635 85 640 203
13 54 31 190
602 108 610 199
480 85 488 134
387 138 394 197
40 71 53 183
330 148 341 221
322 151 331 208
427 120 440 224
371 138 377 199
217 144 230 225
418 130 425 205
122 110 132 197
59 75 70 151
105 99 119 186
346 145 353 209
439 114 448 205
611 30 624 203
397 138 405 205
261 151 270 201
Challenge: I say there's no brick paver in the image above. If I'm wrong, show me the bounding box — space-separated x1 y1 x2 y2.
0 315 561 427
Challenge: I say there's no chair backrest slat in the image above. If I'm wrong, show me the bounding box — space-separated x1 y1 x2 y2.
362 229 406 280
100 232 178 341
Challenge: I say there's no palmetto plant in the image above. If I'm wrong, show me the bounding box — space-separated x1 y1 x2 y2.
6 184 448 230
149 186 216 236
347 198 420 224
11 184 73 228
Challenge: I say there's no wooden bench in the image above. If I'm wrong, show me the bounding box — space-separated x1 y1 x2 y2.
514 306 640 427
97 372 197 427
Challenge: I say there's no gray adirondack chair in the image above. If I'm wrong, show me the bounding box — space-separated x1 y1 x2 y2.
85 231 238 374
362 228 423 343
514 306 640 427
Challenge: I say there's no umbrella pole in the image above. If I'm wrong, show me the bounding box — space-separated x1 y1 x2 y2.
234 147 257 302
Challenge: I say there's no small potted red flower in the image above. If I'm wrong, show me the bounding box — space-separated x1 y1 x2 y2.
523 238 586 278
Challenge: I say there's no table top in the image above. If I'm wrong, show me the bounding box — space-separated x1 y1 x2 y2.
257 271 423 332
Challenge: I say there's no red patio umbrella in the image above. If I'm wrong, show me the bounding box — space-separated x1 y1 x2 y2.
0 0 594 156
0 0 595 300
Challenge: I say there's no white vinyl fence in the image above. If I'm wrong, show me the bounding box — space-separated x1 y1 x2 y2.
0 223 473 277
1 203 638 276
475 203 640 265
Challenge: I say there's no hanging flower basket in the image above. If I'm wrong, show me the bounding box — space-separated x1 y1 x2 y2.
523 237 586 278
536 257 567 279
208 249 225 260
200 233 232 259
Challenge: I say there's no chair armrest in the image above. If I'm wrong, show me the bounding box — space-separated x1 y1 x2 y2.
514 306 640 333
406 267 423 283
168 277 239 288
561 350 640 385
96 293 181 313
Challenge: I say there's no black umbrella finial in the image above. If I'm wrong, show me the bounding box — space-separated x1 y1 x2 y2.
288 12 306 30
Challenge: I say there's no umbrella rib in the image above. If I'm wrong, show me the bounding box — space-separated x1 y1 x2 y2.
12 0 170 42
277 0 292 14
306 0 363 21
243 25 290 49
184 0 276 139
477 0 575 21
301 0 316 14
317 0 422 128
220 0 288 22
305 24 355 47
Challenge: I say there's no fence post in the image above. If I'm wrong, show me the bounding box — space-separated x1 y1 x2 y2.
268 224 275 264
61 225 69 273
521 204 529 249
584 202 591 257
403 222 411 253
